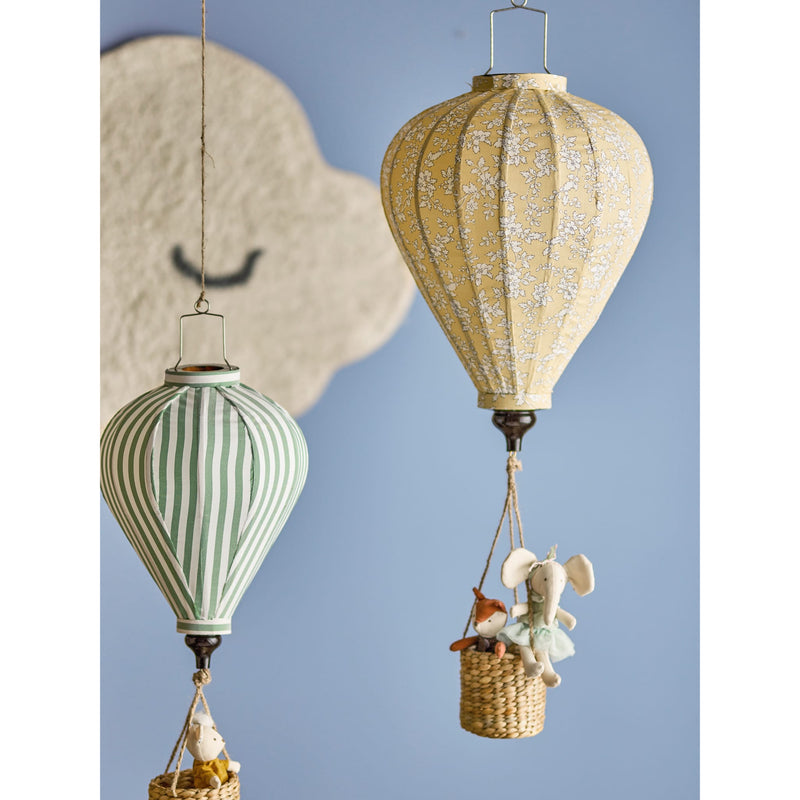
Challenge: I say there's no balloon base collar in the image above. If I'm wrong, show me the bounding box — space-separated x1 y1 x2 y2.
164 365 241 386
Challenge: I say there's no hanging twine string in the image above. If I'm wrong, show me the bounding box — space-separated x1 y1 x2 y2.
507 453 525 552
462 452 526 637
164 669 231 796
196 0 210 314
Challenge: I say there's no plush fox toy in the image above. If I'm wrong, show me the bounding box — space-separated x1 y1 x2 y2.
449 588 508 658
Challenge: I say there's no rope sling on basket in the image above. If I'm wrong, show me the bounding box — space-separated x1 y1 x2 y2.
148 670 241 800
448 454 596 739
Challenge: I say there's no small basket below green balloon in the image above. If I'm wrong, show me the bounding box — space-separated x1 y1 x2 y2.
148 770 240 800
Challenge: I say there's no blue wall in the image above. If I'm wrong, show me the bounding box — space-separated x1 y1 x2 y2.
101 2 698 798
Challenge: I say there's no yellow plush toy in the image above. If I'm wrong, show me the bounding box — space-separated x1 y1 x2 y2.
185 713 241 790
192 758 230 789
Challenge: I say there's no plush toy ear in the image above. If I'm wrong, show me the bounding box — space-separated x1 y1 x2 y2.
564 554 595 596
192 712 214 728
500 548 538 589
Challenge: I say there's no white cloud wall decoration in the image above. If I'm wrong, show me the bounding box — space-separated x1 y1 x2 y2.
101 36 413 426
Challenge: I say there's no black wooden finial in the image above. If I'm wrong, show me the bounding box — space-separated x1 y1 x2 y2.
491 410 537 451
184 635 222 669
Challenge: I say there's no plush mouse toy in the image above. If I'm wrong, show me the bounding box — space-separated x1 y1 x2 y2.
185 712 241 790
449 587 508 658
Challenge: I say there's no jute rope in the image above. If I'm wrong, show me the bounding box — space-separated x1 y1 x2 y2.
198 0 206 309
462 452 526 637
507 458 538 651
195 0 214 314
164 669 231 797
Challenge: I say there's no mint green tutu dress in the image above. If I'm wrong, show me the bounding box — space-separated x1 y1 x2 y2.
496 603 575 663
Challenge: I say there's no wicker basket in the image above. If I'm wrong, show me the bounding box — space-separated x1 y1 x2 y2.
459 647 546 738
148 769 240 800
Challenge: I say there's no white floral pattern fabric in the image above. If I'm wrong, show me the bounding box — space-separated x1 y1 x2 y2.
381 73 653 409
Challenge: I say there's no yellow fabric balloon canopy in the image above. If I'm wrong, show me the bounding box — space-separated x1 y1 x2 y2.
381 73 653 410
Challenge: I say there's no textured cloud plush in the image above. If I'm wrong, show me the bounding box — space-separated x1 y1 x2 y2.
101 36 413 426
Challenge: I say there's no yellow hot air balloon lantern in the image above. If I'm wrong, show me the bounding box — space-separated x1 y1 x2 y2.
382 2 653 739
381 1 653 449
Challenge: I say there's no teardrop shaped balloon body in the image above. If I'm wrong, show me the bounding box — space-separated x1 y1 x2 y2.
100 365 308 635
381 73 653 410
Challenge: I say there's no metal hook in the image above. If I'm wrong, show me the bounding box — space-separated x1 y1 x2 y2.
174 310 232 370
484 2 550 75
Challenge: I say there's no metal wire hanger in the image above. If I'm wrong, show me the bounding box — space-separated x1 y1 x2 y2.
484 1 551 75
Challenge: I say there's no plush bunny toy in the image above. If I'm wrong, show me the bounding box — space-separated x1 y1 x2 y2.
185 712 241 790
449 587 508 658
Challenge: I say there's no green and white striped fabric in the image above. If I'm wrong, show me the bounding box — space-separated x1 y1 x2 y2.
100 367 308 635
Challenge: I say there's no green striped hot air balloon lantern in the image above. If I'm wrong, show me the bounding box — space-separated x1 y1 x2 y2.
100 309 308 666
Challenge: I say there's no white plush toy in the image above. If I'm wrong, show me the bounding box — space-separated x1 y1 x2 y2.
185 712 241 790
497 546 595 687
